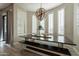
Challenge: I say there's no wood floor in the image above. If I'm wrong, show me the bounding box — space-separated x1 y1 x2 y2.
0 41 40 56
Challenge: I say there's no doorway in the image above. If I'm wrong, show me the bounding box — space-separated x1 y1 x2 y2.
2 15 8 42
0 14 8 43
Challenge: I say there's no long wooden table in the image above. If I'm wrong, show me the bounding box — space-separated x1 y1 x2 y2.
19 40 71 56
19 34 76 48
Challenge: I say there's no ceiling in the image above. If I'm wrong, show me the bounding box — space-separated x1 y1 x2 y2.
0 3 10 10
0 3 62 11
16 3 62 12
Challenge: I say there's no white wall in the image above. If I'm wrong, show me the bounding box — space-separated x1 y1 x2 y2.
65 4 74 41
27 12 34 34
13 4 27 42
73 3 79 55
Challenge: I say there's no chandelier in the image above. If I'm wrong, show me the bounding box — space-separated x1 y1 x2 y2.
35 4 46 21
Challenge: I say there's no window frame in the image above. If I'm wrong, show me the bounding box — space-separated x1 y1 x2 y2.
58 8 65 36
48 13 54 35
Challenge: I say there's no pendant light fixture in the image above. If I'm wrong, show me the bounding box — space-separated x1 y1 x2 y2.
35 3 46 21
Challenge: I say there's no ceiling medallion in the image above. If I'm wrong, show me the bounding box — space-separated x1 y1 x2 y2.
35 8 46 21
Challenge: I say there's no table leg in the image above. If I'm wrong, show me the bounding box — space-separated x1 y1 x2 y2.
58 43 64 48
61 43 63 48
58 43 60 47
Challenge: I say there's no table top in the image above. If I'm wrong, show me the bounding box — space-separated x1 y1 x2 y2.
20 34 51 38
19 34 76 46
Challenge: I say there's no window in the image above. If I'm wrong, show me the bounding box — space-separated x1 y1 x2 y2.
32 15 37 34
48 13 54 34
39 19 45 40
58 9 64 35
40 19 45 34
